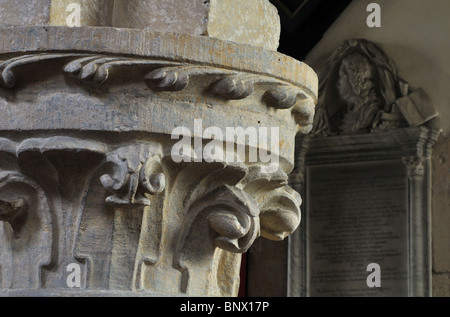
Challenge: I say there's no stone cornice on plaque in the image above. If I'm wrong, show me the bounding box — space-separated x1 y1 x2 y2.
304 127 441 166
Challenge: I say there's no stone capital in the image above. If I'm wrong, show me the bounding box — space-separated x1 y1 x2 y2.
0 8 317 296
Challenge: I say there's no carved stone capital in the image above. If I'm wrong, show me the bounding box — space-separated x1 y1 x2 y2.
0 26 317 297
400 127 441 178
402 156 426 177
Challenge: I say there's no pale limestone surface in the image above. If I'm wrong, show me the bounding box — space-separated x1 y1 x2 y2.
0 0 113 27
112 0 210 36
50 0 114 26
0 0 281 50
207 0 281 51
113 0 281 50
0 0 51 26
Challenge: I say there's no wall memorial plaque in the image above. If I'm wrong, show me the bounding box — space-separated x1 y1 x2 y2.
287 127 440 297
287 39 440 297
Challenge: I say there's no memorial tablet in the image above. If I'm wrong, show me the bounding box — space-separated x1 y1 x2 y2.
306 160 408 296
286 39 439 297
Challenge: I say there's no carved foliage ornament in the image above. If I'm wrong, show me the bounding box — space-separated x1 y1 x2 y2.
100 144 165 208
176 163 301 255
0 171 53 289
172 161 301 294
0 136 302 294
0 53 315 129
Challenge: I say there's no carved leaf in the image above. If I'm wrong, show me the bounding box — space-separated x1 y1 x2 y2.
0 53 86 88
182 184 260 254
258 186 302 240
211 76 255 100
100 145 165 208
208 212 248 240
264 85 299 109
238 165 302 241
0 171 53 289
64 56 177 85
145 65 235 93
145 67 190 91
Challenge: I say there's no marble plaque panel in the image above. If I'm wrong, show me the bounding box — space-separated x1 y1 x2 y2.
306 160 409 296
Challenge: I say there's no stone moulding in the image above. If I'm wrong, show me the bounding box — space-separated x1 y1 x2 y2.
0 26 317 94
0 52 315 132
0 26 318 297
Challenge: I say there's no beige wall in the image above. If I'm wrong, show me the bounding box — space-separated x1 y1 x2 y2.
431 135 450 296
305 0 450 296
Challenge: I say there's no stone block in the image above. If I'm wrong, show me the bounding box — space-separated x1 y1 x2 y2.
112 0 281 50
207 0 281 51
0 0 281 50
0 0 51 26
0 0 113 27
50 0 114 27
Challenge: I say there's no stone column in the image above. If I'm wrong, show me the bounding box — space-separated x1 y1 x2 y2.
0 0 317 297
401 128 441 297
